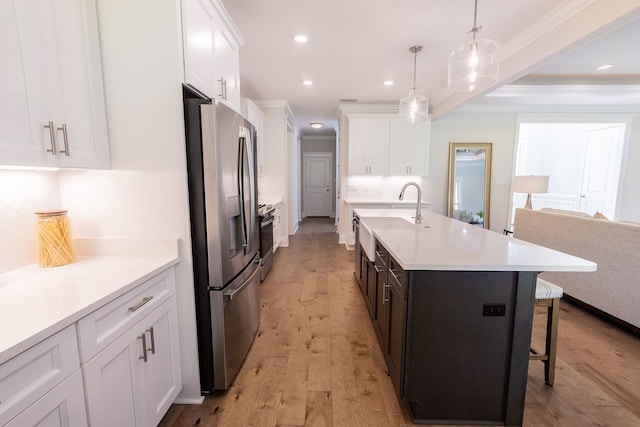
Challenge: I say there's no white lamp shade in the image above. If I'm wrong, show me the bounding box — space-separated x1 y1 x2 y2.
399 89 429 123
448 38 500 92
513 175 549 194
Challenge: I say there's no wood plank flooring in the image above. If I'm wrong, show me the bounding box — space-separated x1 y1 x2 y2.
160 218 640 427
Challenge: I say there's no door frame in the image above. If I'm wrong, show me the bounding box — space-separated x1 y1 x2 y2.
302 152 334 218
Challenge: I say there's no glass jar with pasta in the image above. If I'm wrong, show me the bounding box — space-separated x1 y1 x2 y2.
35 210 76 267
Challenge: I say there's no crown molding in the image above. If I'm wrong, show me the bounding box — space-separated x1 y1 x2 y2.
337 103 398 115
209 0 245 46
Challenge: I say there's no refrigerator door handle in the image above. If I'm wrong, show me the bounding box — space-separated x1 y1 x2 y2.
238 136 249 251
244 128 256 252
223 259 260 300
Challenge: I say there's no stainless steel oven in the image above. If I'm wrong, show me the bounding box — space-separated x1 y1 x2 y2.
259 205 275 281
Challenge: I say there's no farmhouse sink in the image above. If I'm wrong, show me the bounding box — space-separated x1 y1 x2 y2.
360 217 416 261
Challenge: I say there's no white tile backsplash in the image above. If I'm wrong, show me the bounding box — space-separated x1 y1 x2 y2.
0 171 61 272
346 176 425 201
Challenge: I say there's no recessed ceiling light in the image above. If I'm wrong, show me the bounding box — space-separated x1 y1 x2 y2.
310 122 323 129
303 80 313 86
294 35 308 43
596 64 614 70
383 80 394 86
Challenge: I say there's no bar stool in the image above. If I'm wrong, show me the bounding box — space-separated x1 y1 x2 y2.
531 278 563 386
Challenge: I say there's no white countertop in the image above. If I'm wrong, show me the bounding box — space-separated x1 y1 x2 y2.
355 209 597 272
0 253 178 364
259 194 283 207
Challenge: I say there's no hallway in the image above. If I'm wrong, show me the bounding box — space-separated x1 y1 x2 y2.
160 217 640 426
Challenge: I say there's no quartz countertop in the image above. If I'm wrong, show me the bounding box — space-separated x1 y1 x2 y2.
0 241 179 364
355 209 597 272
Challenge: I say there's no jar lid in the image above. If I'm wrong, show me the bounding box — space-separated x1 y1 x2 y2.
35 210 68 218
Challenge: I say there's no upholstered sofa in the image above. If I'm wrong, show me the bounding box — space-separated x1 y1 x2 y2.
514 208 640 331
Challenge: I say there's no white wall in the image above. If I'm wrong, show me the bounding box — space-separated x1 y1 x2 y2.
423 112 517 232
58 0 202 403
0 170 61 272
428 111 640 231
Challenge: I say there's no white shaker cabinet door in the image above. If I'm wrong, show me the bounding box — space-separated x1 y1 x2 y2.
388 119 430 176
367 119 390 176
183 0 217 98
347 119 368 175
1 0 109 168
82 322 148 427
52 0 110 169
143 297 182 427
214 24 241 109
0 0 53 166
5 370 87 427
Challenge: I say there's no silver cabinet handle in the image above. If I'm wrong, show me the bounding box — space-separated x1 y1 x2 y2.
44 121 57 155
146 327 156 355
138 334 148 362
389 269 403 281
383 283 391 304
218 78 225 99
57 123 70 156
373 264 383 273
375 250 385 259
223 79 228 100
129 296 153 312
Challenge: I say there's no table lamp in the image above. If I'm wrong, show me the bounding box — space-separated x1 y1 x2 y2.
513 175 549 209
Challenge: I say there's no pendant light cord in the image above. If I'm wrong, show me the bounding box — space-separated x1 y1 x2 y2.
409 45 422 91
470 0 482 43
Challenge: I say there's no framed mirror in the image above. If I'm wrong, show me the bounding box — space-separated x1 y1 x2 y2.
447 142 492 229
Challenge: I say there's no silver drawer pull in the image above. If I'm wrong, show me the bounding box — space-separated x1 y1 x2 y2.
389 269 403 281
138 334 148 362
375 250 384 259
129 296 153 312
373 264 383 273
383 283 391 304
57 123 70 156
44 121 57 155
146 327 156 355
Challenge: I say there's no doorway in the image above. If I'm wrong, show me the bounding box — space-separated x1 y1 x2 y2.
512 116 630 221
303 153 333 217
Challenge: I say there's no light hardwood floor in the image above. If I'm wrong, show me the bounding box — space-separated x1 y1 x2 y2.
160 218 640 427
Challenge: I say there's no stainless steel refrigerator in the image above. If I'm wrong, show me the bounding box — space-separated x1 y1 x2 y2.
183 84 260 392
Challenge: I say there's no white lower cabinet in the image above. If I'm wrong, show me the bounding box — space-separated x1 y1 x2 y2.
272 202 282 252
83 296 181 427
5 370 87 427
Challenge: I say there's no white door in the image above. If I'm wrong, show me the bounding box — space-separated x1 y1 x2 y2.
579 124 623 218
304 154 332 217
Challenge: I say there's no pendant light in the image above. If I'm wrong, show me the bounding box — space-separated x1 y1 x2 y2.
448 0 500 92
399 46 428 123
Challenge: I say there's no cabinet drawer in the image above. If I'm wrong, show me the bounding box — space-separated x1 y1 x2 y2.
388 256 406 298
374 240 388 266
77 268 176 363
0 325 79 426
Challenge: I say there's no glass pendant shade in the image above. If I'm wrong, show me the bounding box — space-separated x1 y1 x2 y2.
399 45 428 123
399 89 429 123
448 38 500 91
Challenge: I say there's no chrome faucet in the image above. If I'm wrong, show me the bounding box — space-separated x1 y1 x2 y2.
399 182 422 224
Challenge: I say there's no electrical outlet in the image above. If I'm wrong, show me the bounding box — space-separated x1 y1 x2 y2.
483 303 506 316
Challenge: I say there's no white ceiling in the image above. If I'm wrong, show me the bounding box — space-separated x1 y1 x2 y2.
221 0 640 136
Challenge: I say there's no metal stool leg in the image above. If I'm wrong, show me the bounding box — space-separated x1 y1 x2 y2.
544 297 560 385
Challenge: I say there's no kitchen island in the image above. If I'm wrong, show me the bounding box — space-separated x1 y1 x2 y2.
353 209 596 426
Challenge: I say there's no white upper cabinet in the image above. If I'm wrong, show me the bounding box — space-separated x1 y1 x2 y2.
0 0 110 169
348 118 390 176
389 119 431 176
182 0 243 111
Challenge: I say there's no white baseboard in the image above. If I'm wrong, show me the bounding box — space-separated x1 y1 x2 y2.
173 396 205 405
